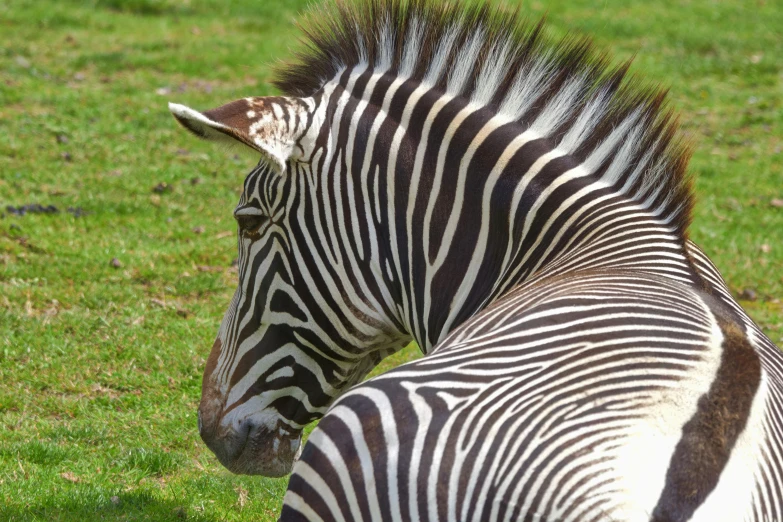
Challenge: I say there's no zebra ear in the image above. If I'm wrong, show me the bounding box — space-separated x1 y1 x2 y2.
168 99 290 173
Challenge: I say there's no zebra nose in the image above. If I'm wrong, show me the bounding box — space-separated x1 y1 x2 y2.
198 409 300 476
198 406 257 464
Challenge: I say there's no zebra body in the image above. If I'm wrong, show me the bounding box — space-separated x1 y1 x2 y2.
284 254 779 521
169 0 783 519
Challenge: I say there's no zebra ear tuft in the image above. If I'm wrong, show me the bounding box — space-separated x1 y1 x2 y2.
168 99 289 173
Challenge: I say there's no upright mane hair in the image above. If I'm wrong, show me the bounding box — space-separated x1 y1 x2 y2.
273 0 694 237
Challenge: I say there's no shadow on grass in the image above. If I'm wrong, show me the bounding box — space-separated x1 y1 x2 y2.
0 489 217 522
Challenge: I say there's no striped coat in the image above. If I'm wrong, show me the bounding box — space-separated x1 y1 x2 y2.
169 0 783 519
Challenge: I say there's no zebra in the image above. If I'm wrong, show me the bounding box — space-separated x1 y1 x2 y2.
169 0 783 520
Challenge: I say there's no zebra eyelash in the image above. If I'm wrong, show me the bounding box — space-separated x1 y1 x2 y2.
234 205 268 234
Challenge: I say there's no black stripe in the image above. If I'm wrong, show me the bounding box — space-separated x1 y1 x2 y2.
651 313 761 521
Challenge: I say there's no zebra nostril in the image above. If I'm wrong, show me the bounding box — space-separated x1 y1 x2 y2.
238 418 257 439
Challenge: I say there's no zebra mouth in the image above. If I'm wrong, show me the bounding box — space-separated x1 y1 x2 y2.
198 389 305 476
219 424 303 477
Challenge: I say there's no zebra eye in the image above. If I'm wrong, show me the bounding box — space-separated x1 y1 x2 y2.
234 207 267 234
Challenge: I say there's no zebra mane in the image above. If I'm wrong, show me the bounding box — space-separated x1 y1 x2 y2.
273 0 694 237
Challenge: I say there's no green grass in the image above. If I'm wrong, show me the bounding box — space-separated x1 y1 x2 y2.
1 0 782 520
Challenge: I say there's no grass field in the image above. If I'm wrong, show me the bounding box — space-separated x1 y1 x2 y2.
1 0 782 520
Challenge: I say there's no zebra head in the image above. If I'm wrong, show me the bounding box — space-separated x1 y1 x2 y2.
169 97 408 476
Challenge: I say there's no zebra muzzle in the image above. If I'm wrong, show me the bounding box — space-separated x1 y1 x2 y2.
199 404 302 477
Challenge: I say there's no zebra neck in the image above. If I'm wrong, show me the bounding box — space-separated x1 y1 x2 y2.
324 71 692 355
394 137 695 353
